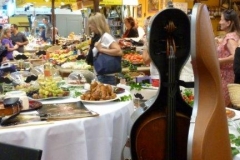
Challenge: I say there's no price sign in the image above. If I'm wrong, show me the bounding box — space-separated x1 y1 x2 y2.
100 0 122 5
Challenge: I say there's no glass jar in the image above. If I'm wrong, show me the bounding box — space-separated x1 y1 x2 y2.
17 60 24 70
44 61 52 77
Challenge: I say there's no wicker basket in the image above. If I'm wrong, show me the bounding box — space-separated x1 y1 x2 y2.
128 72 145 78
46 46 61 53
228 83 240 108
30 59 44 67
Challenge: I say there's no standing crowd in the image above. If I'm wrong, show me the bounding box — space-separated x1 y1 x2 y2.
0 24 29 64
0 17 59 66
0 10 239 107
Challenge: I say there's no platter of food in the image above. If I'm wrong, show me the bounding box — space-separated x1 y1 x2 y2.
142 85 159 90
226 109 235 119
79 81 118 103
27 76 70 101
66 72 87 86
66 80 85 87
79 96 119 103
21 100 42 112
113 87 125 94
28 95 70 101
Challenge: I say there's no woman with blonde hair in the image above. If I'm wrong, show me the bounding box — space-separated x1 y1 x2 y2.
1 28 18 61
86 12 122 85
217 9 240 106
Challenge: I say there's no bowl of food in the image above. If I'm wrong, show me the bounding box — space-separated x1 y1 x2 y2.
67 72 87 86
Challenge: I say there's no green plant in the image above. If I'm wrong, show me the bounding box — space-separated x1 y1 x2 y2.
123 73 133 82
121 60 130 68
181 89 194 107
118 94 132 101
128 81 142 91
229 134 240 156
129 64 137 72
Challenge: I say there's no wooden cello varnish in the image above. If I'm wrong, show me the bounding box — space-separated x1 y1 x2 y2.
187 4 232 160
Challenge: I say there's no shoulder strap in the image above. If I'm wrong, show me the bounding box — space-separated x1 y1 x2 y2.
95 34 104 58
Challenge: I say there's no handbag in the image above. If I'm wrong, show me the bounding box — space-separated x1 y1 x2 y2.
93 52 122 75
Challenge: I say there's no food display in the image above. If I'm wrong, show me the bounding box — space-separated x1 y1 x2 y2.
48 49 78 65
122 52 144 64
61 60 91 70
76 40 90 55
25 38 52 52
31 77 69 99
67 72 87 86
226 109 235 119
80 81 117 101
68 32 75 40
118 39 132 49
181 89 194 107
15 83 39 97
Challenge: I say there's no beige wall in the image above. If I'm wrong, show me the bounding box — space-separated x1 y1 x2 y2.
9 16 29 32
135 0 220 35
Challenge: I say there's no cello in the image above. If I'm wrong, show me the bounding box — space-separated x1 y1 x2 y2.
130 3 192 159
187 4 232 160
130 3 232 160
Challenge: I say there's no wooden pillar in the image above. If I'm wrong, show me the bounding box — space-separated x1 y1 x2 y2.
93 0 100 12
51 0 56 45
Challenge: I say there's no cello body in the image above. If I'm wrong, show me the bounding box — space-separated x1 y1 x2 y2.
187 4 232 160
130 7 192 160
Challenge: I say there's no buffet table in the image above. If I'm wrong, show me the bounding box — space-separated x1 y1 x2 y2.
57 66 150 77
0 98 134 160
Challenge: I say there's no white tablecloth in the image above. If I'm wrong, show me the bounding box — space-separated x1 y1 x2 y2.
0 97 134 160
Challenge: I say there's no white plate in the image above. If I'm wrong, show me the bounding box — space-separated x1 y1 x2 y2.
79 96 119 103
66 83 85 87
142 86 159 90
28 96 70 101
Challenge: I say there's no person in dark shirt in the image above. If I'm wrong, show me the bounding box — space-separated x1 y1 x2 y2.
0 45 16 74
0 45 8 63
10 24 29 53
122 17 139 38
0 26 2 36
42 17 52 42
234 47 240 84
39 26 46 42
